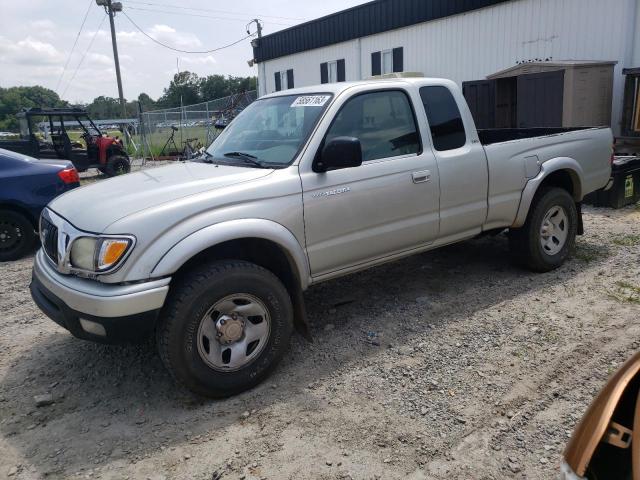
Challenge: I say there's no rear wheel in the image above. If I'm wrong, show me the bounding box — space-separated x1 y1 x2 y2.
156 260 294 398
0 210 36 261
509 187 577 272
104 155 130 176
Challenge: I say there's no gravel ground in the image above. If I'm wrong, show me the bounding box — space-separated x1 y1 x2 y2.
1 186 639 479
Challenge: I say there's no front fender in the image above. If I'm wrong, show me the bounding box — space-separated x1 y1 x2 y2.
151 218 311 289
512 157 585 228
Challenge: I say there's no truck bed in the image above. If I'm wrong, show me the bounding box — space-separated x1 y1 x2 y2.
477 127 593 145
481 125 613 230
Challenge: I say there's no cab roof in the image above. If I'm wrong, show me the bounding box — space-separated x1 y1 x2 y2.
260 77 453 100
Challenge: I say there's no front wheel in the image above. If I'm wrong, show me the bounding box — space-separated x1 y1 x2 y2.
509 187 578 272
156 260 294 397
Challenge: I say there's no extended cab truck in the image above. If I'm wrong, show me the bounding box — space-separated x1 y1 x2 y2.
29 78 613 397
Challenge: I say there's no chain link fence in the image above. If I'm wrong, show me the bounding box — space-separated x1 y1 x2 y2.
137 90 257 159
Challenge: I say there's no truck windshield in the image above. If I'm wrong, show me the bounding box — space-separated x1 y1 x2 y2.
204 93 333 168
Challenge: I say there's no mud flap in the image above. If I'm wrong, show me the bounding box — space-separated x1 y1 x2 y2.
291 285 312 342
577 202 584 236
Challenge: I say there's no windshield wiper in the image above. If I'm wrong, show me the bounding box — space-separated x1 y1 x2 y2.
194 150 217 163
224 151 257 160
223 151 268 168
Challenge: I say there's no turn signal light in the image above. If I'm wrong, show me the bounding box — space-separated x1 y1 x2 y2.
98 239 130 270
58 168 80 184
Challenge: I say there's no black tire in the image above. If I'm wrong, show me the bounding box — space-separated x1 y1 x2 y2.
104 155 130 177
156 260 294 398
0 210 36 262
509 187 577 272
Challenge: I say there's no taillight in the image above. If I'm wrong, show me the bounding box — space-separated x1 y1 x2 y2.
610 145 615 165
58 168 80 184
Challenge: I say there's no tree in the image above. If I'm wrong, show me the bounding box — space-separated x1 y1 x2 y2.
85 96 122 119
200 75 257 102
137 92 156 112
0 73 257 130
157 71 201 108
199 74 230 101
0 86 67 131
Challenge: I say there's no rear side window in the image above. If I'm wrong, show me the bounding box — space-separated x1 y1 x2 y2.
325 90 420 162
420 86 466 151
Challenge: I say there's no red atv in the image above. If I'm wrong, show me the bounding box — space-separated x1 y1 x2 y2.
0 108 131 177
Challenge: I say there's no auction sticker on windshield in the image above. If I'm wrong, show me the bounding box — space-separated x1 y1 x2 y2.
291 95 331 107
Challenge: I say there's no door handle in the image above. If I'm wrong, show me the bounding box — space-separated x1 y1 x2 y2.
412 170 431 184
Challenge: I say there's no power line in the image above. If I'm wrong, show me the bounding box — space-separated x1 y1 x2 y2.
121 10 257 54
61 14 108 99
55 0 94 94
126 0 305 22
125 5 295 27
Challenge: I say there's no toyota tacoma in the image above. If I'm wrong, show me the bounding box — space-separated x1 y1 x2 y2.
30 78 613 397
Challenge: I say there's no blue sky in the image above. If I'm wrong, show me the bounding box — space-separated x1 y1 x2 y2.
0 0 370 103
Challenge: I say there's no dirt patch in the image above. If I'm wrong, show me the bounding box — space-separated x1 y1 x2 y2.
1 204 639 479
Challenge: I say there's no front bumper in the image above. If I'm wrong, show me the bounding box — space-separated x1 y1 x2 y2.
30 249 170 343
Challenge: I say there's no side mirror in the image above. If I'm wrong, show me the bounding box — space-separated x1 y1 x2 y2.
313 136 362 173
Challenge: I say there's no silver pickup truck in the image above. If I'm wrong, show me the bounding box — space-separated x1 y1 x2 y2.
30 78 613 397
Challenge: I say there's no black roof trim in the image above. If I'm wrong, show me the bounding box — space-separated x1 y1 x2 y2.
19 107 89 117
253 0 512 63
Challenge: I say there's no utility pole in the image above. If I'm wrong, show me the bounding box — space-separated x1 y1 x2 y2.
97 0 126 119
247 19 263 96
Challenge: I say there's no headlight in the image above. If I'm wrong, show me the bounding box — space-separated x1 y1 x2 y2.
70 237 97 270
69 236 133 272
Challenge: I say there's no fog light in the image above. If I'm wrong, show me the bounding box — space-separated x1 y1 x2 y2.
79 318 107 337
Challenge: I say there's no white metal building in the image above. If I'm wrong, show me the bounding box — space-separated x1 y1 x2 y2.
252 0 640 134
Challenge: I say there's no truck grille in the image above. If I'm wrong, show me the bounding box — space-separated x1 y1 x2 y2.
41 216 58 263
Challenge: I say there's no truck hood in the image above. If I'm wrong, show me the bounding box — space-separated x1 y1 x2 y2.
48 162 273 233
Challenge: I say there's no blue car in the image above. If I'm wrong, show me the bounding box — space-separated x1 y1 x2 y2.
0 148 80 261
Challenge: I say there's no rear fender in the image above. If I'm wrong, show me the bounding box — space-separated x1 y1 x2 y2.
512 157 584 228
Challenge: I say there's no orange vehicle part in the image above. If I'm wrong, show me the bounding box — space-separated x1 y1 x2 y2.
564 351 640 478
634 389 640 480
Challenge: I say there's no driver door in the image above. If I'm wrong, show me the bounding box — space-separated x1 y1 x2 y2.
300 89 440 278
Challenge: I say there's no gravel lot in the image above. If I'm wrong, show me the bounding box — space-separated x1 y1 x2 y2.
1 177 639 479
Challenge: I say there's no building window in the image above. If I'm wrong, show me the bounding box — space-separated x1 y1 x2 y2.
420 86 467 151
382 50 393 74
371 47 403 76
275 69 294 91
325 90 420 162
329 61 338 82
320 59 345 84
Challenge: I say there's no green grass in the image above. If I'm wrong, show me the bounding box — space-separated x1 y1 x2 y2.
573 242 609 263
135 126 220 157
612 234 640 247
609 281 640 305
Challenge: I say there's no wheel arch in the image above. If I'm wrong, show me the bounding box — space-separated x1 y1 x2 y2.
513 157 584 228
152 219 312 338
107 144 129 159
0 202 39 230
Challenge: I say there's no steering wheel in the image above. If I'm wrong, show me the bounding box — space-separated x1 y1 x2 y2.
81 131 93 144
